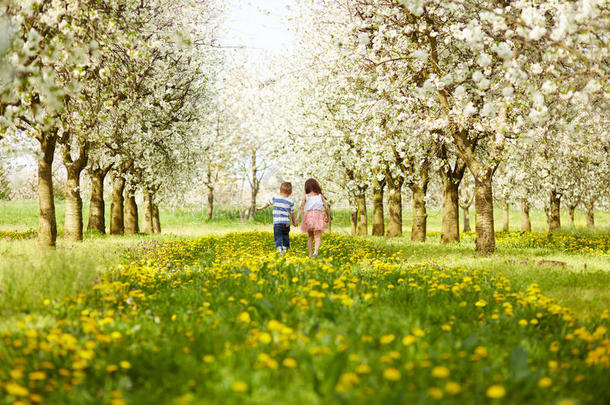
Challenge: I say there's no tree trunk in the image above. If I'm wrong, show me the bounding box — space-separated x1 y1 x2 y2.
372 178 385 236
249 189 256 221
585 202 595 228
87 169 107 234
547 190 561 232
152 202 161 233
110 176 125 235
474 172 495 254
63 145 88 243
350 207 357 235
386 177 403 238
64 168 85 242
438 149 466 243
37 134 57 249
567 205 576 227
124 190 139 234
441 178 459 243
206 185 214 221
502 200 510 232
248 150 258 221
462 207 471 232
520 199 531 232
410 186 427 242
142 192 154 233
355 192 367 235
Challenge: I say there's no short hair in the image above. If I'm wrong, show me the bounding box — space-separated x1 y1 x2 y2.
280 182 292 195
304 178 322 194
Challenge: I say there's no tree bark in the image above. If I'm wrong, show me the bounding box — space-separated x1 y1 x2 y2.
248 150 259 221
459 194 473 233
63 145 88 243
350 206 357 235
462 207 471 232
87 168 108 234
502 200 510 232
474 172 495 254
37 133 57 249
142 192 154 233
567 205 576 227
124 189 139 234
206 185 214 221
410 186 427 242
110 175 125 235
385 175 403 238
372 177 385 236
249 189 256 221
520 199 531 232
409 162 430 243
585 201 595 228
441 178 459 243
547 190 561 232
355 191 367 236
439 148 467 243
152 202 161 233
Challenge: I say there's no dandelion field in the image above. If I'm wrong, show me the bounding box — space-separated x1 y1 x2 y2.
1 231 609 404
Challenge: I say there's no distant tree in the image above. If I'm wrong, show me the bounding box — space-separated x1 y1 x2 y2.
0 162 10 200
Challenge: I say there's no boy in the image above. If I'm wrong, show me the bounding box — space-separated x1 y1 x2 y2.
257 182 297 253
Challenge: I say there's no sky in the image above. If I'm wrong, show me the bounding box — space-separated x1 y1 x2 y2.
221 0 295 54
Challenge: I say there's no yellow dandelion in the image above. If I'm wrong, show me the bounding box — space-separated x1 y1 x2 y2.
486 384 506 399
412 327 425 337
445 381 461 395
429 387 443 399
282 358 297 368
259 332 272 344
5 382 29 396
355 364 371 374
232 381 248 393
431 366 450 379
238 312 251 323
119 361 131 369
475 299 487 308
383 367 401 381
29 393 43 403
28 371 46 380
380 334 395 345
538 377 552 388
402 335 416 346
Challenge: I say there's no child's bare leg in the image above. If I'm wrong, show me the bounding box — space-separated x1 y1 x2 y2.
314 231 322 255
307 231 314 258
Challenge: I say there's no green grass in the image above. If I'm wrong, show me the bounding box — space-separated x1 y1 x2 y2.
3 199 608 233
0 232 608 404
0 200 608 320
0 234 175 321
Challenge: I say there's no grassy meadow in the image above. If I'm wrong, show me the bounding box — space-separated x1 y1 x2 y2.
0 199 608 404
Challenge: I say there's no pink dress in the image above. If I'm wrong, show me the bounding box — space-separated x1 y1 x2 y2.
301 194 327 233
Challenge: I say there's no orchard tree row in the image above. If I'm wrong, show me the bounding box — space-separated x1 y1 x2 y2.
269 0 609 254
0 0 223 248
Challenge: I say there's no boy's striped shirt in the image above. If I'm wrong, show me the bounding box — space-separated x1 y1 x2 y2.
269 196 294 224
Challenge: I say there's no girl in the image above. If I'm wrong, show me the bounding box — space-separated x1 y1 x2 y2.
296 178 331 258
